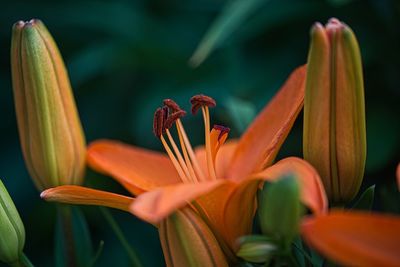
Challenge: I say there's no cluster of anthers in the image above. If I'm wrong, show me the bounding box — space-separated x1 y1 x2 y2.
153 95 230 183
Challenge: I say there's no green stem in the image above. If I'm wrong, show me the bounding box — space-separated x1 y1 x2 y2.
20 253 35 267
99 207 143 267
57 204 77 267
9 253 35 267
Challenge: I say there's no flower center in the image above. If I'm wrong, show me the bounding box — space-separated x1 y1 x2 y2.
153 95 229 183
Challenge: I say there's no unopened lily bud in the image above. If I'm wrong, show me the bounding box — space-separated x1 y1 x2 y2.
11 19 86 191
303 18 366 204
0 180 25 264
258 175 303 251
236 235 276 264
159 207 228 267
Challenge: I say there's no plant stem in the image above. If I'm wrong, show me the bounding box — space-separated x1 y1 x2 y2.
20 253 35 267
57 204 77 267
99 207 143 267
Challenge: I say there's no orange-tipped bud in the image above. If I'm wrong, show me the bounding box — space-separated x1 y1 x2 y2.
11 19 86 190
303 18 366 204
159 207 228 267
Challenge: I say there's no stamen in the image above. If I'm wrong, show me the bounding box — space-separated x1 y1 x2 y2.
160 135 191 183
202 106 217 180
164 110 186 130
213 125 230 141
153 107 165 138
190 94 216 115
210 125 230 167
166 129 193 182
163 99 182 113
176 120 206 181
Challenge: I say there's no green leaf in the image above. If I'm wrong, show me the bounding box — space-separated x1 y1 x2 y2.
55 205 94 267
352 185 375 211
224 96 257 134
190 0 267 67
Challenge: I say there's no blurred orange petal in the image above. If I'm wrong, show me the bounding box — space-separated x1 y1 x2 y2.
41 185 134 212
87 140 181 195
130 180 228 224
252 157 328 214
301 210 400 267
226 65 306 181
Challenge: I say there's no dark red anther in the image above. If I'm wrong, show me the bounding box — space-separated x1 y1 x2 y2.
164 110 187 130
190 94 216 115
153 107 165 138
213 124 230 141
162 105 169 123
163 99 182 113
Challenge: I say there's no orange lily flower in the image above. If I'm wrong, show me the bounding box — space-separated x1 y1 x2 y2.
42 65 328 259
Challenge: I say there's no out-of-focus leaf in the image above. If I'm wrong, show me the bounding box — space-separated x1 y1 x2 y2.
352 185 375 211
190 0 267 67
366 107 400 173
89 241 105 267
292 237 305 267
326 0 354 7
55 206 93 267
224 96 256 134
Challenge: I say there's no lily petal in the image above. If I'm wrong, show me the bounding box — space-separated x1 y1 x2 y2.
252 157 328 214
41 185 134 212
87 140 181 195
226 65 306 181
130 180 227 224
301 210 400 267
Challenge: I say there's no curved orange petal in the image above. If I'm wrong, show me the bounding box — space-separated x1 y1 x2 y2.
195 140 238 179
226 65 306 181
222 179 259 250
252 157 328 214
41 185 134 212
87 139 181 195
130 180 229 225
301 210 400 267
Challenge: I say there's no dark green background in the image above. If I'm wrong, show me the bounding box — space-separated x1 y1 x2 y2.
0 0 399 266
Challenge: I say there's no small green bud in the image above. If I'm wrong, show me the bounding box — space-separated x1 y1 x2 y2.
0 180 25 264
258 175 303 250
236 235 276 263
303 18 366 204
11 19 86 191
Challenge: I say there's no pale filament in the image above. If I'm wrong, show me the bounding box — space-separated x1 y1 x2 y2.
166 129 194 182
160 135 191 183
176 119 206 181
202 106 217 180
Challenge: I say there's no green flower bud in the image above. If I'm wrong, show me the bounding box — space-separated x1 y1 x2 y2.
11 19 86 191
159 207 228 267
236 235 276 264
0 180 25 264
258 175 303 251
303 18 366 204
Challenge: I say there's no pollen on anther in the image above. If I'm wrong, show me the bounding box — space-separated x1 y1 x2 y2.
163 99 182 112
153 107 165 138
190 94 216 115
213 124 230 141
164 110 187 130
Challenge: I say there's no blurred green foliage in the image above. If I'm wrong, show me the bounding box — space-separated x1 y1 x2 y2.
0 0 399 266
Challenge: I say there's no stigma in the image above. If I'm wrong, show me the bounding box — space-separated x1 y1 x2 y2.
152 95 229 183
